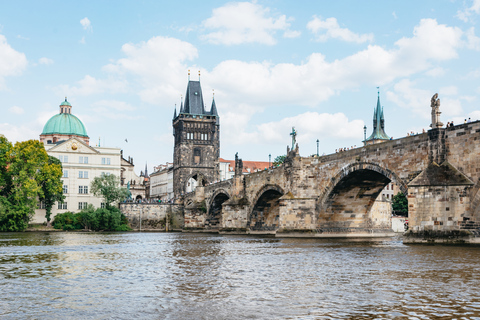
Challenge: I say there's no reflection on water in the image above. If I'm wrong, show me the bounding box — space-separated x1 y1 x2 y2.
1 233 480 319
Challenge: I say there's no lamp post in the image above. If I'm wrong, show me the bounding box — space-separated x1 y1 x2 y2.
269 154 271 169
363 125 367 146
316 139 319 156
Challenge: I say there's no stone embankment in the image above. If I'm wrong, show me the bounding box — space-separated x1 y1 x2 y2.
120 203 184 231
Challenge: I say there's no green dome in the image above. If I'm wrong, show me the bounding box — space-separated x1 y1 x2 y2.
41 113 88 137
60 100 72 106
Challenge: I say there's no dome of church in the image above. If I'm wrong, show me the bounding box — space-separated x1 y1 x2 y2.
41 98 88 137
41 113 88 137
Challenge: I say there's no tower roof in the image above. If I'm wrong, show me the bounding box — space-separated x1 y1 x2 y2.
183 80 206 115
366 92 389 142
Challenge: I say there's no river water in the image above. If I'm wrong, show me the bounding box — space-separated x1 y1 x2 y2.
1 232 480 320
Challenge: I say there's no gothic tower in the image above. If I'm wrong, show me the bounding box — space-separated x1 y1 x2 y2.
172 77 219 197
365 90 390 145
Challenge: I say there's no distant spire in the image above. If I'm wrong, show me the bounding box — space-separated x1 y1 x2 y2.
188 70 190 81
365 88 390 143
144 162 148 178
179 95 184 113
198 70 201 81
173 104 177 119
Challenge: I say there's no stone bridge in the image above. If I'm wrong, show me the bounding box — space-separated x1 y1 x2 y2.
183 123 480 241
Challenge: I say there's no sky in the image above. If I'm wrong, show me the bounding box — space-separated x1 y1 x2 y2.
1 0 480 175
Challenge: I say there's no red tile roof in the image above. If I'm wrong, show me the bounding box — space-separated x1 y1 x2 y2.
219 158 270 173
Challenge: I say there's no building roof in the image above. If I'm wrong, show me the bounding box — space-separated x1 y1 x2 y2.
183 80 206 115
219 158 270 174
41 99 88 137
365 92 390 142
176 80 219 120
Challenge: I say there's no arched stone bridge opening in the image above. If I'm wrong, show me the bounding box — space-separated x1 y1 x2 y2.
183 124 480 241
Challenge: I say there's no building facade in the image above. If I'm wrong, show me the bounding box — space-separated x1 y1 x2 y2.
33 98 143 223
172 79 220 196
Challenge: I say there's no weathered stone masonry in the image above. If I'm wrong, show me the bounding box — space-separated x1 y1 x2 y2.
181 122 480 241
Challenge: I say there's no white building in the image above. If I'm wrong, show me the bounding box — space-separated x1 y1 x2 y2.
149 163 174 201
33 98 142 223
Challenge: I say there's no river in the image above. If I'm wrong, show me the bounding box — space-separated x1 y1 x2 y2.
1 232 480 319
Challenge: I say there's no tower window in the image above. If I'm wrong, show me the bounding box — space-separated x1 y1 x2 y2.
193 148 201 164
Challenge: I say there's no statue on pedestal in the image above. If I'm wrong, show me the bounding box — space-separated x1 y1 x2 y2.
430 93 443 128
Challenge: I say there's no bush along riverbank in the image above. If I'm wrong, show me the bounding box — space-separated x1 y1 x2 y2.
52 205 130 231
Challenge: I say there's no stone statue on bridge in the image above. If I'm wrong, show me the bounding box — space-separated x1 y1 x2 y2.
430 93 443 129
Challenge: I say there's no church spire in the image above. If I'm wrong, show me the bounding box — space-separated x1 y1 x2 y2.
173 104 177 119
365 88 390 145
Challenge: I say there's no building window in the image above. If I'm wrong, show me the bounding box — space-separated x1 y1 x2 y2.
63 170 68 178
101 172 111 177
38 201 45 209
78 171 88 179
63 185 68 194
101 157 111 165
59 155 68 163
58 202 67 210
79 186 88 194
79 156 88 164
78 202 88 210
193 148 201 164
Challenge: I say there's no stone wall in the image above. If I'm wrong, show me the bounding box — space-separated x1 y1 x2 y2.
120 203 184 231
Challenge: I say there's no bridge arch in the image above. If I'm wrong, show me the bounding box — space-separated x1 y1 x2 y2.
248 184 284 232
185 172 209 193
206 189 231 229
316 162 408 229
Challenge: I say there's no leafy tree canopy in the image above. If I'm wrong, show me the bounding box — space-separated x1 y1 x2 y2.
38 155 65 224
273 155 286 166
0 138 63 231
392 192 408 216
90 174 129 209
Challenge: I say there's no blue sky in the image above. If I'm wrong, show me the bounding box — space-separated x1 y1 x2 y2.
1 0 480 174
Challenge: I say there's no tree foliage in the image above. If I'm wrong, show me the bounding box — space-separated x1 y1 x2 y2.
273 155 286 166
90 174 129 209
52 206 130 231
38 155 65 224
0 138 64 231
392 192 408 216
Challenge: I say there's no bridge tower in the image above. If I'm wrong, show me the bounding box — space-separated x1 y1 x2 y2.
172 75 219 197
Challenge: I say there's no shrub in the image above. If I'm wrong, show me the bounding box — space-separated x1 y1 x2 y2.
52 207 130 231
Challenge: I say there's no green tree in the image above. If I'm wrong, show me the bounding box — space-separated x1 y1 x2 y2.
90 174 129 209
392 192 408 216
38 155 65 226
0 138 62 231
273 155 286 166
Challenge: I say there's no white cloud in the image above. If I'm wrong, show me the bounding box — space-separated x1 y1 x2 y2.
439 86 458 96
257 112 363 145
201 2 297 45
55 75 127 96
80 17 92 31
425 67 445 77
283 30 301 38
465 27 480 50
0 123 39 143
456 0 480 22
9 106 24 114
0 34 28 89
39 57 54 65
386 79 431 118
307 16 374 43
387 80 462 120
88 100 142 121
79 36 86 44
103 36 198 103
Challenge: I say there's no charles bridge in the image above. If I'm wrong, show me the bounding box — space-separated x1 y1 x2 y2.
121 122 480 243
175 121 478 241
